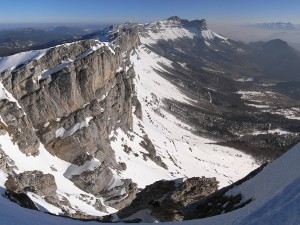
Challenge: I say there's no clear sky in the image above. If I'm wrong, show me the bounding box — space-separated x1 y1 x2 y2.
1 0 300 25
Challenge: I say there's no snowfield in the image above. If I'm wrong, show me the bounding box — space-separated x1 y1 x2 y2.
141 20 197 45
0 49 48 73
113 45 258 189
0 142 299 225
140 18 228 46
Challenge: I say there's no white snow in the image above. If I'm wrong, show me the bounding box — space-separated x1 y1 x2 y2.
56 117 93 139
132 45 195 104
237 91 284 103
246 103 269 109
64 158 101 178
238 91 300 120
104 42 116 55
0 131 110 217
27 192 62 215
268 107 300 120
76 42 105 61
141 20 197 45
202 142 300 225
0 49 48 73
0 82 22 108
38 59 73 81
201 67 224 74
0 141 299 225
122 209 159 223
252 128 291 135
116 67 123 73
236 77 254 82
109 45 258 190
43 122 50 128
237 91 266 102
201 29 228 41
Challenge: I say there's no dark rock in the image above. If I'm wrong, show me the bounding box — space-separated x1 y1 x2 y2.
139 135 168 169
116 177 218 222
4 190 39 211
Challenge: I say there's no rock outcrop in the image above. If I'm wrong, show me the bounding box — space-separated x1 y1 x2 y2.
4 190 39 211
4 170 62 207
114 177 218 222
0 146 16 173
0 98 39 156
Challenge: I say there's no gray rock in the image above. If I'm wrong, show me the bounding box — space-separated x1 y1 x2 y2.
70 163 138 210
70 162 113 195
116 177 218 222
0 101 39 155
5 170 57 197
0 147 16 173
0 26 142 216
4 170 73 212
139 135 168 169
101 179 138 210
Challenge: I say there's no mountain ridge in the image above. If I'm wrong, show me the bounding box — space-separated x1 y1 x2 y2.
0 16 299 223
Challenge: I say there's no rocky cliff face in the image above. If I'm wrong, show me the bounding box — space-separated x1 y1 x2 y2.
0 27 141 214
1 40 132 162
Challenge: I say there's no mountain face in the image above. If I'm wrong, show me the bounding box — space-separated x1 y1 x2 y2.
0 16 299 223
249 39 300 81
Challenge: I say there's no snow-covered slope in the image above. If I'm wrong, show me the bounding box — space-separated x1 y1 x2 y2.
183 142 300 225
0 142 299 225
0 49 48 73
109 45 258 189
140 17 229 46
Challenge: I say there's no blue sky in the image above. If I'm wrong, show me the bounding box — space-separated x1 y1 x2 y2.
1 0 300 25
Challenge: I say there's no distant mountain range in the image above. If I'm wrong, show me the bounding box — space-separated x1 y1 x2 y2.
252 22 300 30
0 26 103 56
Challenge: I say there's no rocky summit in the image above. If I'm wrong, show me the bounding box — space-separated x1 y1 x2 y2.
0 16 299 223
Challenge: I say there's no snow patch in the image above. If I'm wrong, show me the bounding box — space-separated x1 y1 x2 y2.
64 158 101 178
141 20 197 45
0 49 48 73
236 77 254 82
201 29 229 42
27 192 62 215
56 117 93 139
38 59 73 81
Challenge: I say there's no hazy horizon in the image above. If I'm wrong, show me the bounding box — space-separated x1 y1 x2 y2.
1 0 300 49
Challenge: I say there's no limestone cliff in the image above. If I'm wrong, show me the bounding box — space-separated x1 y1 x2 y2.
0 27 141 212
